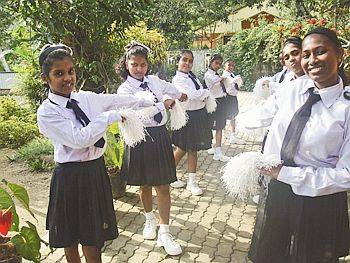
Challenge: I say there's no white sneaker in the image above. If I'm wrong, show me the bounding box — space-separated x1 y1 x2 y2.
143 217 157 240
186 181 203 196
252 195 260 205
207 148 215 155
229 136 246 145
170 180 185 188
213 152 230 162
157 232 182 256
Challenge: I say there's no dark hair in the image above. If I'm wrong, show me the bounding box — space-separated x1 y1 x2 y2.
304 27 348 86
39 44 73 77
283 36 302 50
117 42 150 80
176 49 193 63
223 58 234 64
209 53 223 68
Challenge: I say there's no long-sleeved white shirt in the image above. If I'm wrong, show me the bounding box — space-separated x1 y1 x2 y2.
204 68 226 99
263 77 350 197
222 70 241 96
172 71 209 111
117 75 182 127
37 90 152 163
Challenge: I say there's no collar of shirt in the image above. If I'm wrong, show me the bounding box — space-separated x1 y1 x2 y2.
207 68 217 75
48 91 71 107
126 75 150 89
300 77 344 108
176 71 190 78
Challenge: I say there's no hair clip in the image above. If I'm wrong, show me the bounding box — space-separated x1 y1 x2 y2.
124 41 151 53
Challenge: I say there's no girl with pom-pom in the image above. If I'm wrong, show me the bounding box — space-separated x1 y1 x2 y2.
116 42 187 256
170 50 213 196
37 44 154 262
221 58 246 145
205 54 231 162
249 28 350 262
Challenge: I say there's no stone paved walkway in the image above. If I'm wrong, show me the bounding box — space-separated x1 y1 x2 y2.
36 91 350 262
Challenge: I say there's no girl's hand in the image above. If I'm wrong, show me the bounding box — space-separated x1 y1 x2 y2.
121 116 126 123
164 99 175 109
179 93 188 102
259 164 282 179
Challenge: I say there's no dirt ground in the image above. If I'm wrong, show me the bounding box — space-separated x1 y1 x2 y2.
0 148 52 236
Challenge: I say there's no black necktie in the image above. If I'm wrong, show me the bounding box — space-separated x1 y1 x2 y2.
280 88 321 166
188 71 201 90
66 99 105 148
230 73 239 90
216 72 226 93
140 82 163 123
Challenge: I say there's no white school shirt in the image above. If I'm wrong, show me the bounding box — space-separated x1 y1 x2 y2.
204 68 226 99
37 90 152 163
117 75 182 127
222 70 239 96
263 77 350 197
172 71 209 111
245 75 308 129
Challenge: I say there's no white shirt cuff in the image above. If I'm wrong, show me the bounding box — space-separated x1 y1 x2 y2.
277 166 295 184
105 110 122 124
155 101 165 111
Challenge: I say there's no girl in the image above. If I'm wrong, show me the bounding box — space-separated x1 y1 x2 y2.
221 58 246 145
249 28 350 262
170 50 212 195
37 44 153 263
116 42 186 256
205 54 230 162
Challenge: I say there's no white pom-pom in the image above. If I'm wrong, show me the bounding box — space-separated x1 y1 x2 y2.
221 152 281 200
118 108 146 147
205 93 217 113
170 100 188 130
253 76 272 101
235 75 243 87
134 90 156 103
137 106 159 122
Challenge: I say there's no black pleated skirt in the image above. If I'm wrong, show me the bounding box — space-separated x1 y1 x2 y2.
226 95 239 119
211 96 228 130
120 125 177 186
172 107 213 151
249 179 350 263
46 157 118 248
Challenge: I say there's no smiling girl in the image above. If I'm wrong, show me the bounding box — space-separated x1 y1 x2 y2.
37 44 153 263
249 27 350 262
116 42 187 256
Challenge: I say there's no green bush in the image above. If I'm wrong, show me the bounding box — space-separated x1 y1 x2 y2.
16 137 54 172
0 97 38 148
0 117 39 149
218 16 348 91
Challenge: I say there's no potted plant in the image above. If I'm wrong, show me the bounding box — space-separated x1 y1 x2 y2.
104 123 126 199
0 179 48 263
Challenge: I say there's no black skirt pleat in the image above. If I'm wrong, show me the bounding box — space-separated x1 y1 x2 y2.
120 125 177 186
226 95 239 119
211 96 228 130
172 107 213 151
46 157 118 248
249 179 350 263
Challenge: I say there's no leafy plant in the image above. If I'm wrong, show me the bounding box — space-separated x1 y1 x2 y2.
0 97 39 148
104 123 124 170
0 179 48 262
218 14 349 90
15 137 54 172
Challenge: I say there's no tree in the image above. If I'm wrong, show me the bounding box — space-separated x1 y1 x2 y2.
9 0 152 92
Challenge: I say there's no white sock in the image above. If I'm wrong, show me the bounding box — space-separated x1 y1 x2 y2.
158 224 169 234
144 211 155 220
188 173 196 182
214 147 221 154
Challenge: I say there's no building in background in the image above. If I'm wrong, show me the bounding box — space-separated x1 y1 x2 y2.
194 2 280 49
